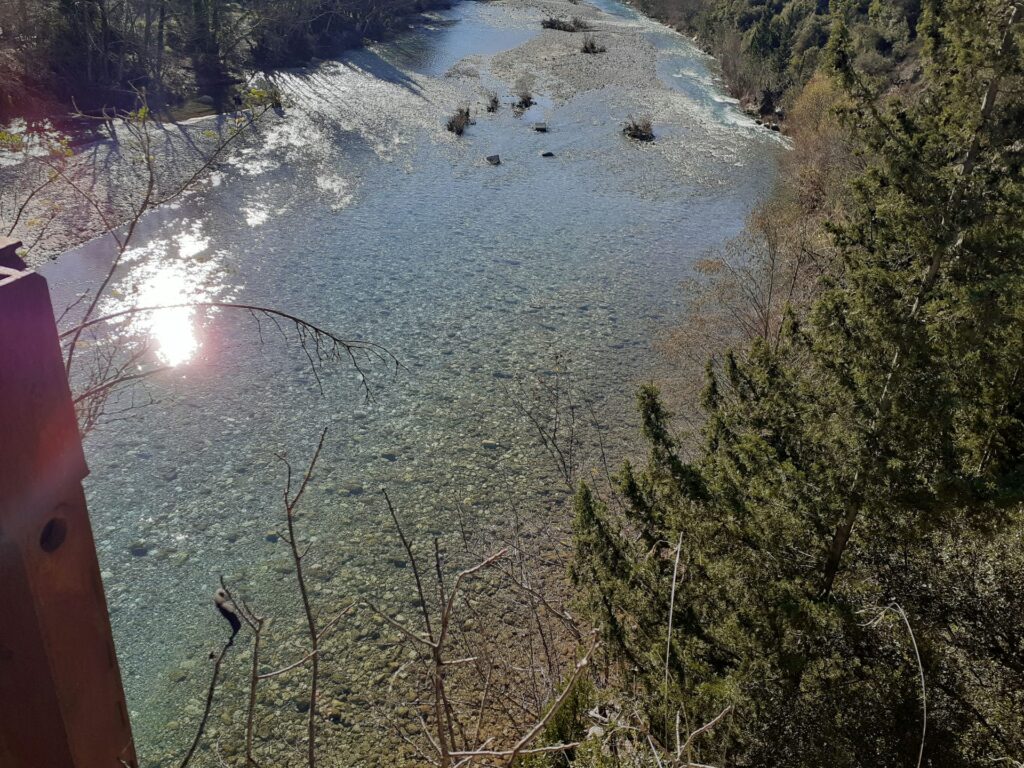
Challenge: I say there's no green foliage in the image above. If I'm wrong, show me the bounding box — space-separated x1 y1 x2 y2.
635 0 923 108
244 84 285 111
0 130 26 152
522 675 596 768
573 1 1024 764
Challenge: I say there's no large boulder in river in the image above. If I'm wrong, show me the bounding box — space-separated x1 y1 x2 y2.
486 154 501 165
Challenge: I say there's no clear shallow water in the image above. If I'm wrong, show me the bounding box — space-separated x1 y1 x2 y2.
42 0 782 762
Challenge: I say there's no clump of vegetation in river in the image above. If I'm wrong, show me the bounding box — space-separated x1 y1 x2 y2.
446 106 471 136
542 16 590 32
485 92 500 113
581 35 606 54
515 87 536 111
622 116 654 141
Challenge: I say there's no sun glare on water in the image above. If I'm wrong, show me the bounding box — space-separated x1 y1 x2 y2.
102 223 228 367
143 274 200 366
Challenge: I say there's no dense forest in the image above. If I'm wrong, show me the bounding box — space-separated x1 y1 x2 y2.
636 0 924 115
0 0 449 120
562 0 1024 765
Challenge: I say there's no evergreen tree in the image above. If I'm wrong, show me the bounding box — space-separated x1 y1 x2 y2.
573 1 1024 763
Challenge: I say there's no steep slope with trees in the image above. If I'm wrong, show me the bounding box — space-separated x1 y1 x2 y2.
571 1 1024 765
636 0 925 116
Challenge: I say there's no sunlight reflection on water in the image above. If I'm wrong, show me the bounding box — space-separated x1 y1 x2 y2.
40 0 785 760
101 221 230 366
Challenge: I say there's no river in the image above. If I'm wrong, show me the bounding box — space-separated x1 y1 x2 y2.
40 0 784 763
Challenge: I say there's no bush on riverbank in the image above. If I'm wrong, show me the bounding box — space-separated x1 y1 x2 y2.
622 116 654 141
446 107 471 135
515 88 535 111
569 3 1024 766
581 35 606 54
542 16 589 32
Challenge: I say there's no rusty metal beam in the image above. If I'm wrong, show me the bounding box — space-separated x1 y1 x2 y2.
0 237 138 768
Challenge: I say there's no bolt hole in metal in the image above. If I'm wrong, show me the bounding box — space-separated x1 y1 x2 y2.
40 517 68 553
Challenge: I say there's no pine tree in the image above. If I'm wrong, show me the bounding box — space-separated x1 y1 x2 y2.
572 1 1024 763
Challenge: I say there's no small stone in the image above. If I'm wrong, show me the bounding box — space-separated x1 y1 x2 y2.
541 151 555 157
481 440 499 450
129 543 150 557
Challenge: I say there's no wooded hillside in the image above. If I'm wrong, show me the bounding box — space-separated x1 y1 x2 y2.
637 0 924 115
566 1 1024 765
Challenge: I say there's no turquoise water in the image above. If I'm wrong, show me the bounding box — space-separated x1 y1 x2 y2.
42 0 783 762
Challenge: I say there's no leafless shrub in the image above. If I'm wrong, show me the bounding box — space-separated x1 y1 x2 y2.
365 489 597 767
658 202 826 426
176 429 593 767
515 87 535 111
581 35 606 54
502 364 584 492
447 107 471 136
180 428 353 768
623 116 654 141
541 16 589 32
4 92 397 436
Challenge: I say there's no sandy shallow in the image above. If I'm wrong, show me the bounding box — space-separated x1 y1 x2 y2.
489 0 662 100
